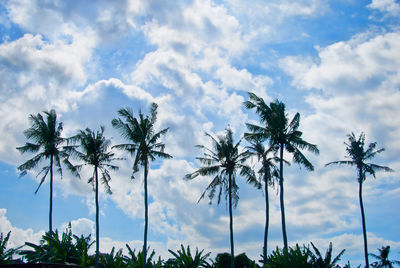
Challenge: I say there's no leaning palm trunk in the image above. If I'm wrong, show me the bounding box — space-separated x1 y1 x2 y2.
49 154 54 233
359 180 369 268
263 159 270 260
95 166 100 268
279 146 288 250
228 172 235 268
143 161 149 268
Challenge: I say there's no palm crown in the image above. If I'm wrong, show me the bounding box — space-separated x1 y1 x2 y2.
17 109 70 193
369 246 400 268
245 94 319 170
66 126 119 194
111 103 172 177
186 128 256 207
326 132 393 182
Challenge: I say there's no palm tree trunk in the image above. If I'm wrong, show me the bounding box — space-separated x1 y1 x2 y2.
143 162 149 268
95 166 100 268
359 180 369 268
279 145 288 250
49 154 53 233
228 172 235 268
263 160 269 261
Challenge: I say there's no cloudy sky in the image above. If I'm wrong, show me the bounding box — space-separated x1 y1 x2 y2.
0 0 399 266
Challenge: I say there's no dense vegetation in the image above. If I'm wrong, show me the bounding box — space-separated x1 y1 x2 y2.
1 227 398 267
2 92 396 267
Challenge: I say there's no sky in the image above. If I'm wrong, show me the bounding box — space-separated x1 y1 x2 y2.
0 0 399 266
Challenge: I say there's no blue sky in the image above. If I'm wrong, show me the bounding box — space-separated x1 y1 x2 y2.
0 0 400 266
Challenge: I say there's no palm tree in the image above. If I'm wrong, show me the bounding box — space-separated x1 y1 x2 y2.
16 109 76 233
369 245 400 268
244 92 319 250
245 137 281 262
185 128 256 268
66 126 119 268
326 133 393 268
111 103 172 268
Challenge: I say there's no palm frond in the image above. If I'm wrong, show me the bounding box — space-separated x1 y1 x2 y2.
35 165 50 194
325 160 355 167
16 142 41 154
290 147 315 171
17 153 46 176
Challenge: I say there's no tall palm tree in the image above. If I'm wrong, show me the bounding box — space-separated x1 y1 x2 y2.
66 126 119 268
17 109 76 233
326 133 393 268
369 246 400 268
245 137 281 262
244 92 319 250
111 103 172 268
185 128 256 268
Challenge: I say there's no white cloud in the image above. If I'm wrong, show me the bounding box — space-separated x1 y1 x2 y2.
0 30 97 164
61 218 95 238
280 32 400 93
1 1 400 266
368 0 400 17
0 208 44 249
6 0 135 43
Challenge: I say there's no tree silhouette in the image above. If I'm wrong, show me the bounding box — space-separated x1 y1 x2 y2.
326 132 393 268
244 92 319 250
245 136 281 262
308 242 345 268
66 126 119 268
16 109 76 233
185 128 256 268
111 103 172 268
0 231 19 264
369 245 400 268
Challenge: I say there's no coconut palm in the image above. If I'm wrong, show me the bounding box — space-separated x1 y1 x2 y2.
111 103 172 268
16 109 76 233
66 126 119 268
326 133 393 268
244 92 319 250
245 137 281 262
369 245 400 268
185 128 256 268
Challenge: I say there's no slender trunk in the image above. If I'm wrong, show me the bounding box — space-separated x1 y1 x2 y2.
49 154 53 233
279 145 288 250
143 161 149 268
228 172 235 268
359 180 369 268
95 166 100 268
263 157 269 261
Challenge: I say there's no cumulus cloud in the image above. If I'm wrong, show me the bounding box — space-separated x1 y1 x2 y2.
1 0 400 265
280 32 400 93
368 0 400 17
0 208 44 249
61 218 95 237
